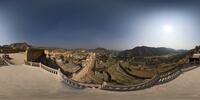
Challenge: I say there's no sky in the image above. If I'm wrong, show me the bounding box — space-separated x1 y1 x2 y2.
0 0 200 50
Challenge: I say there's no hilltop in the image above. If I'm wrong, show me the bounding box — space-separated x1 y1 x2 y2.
0 42 31 53
9 42 31 50
118 46 187 57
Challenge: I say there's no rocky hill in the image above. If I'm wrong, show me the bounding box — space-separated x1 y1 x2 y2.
88 48 111 55
9 42 31 50
0 42 31 53
118 46 180 57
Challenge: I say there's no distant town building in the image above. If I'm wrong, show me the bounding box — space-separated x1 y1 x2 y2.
189 53 200 64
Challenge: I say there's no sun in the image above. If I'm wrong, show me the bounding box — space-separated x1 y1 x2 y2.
163 25 173 33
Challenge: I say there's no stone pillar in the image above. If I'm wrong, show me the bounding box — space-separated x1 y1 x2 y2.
72 73 76 77
101 81 107 88
57 68 63 80
39 62 42 68
57 68 60 76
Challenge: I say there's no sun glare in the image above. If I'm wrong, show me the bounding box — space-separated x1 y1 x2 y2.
163 25 173 33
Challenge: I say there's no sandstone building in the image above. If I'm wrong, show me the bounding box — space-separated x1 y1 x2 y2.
25 48 46 63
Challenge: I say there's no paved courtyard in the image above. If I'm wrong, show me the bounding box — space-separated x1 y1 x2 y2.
0 64 199 100
0 53 199 100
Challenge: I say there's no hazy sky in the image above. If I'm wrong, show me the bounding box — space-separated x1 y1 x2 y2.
0 0 200 50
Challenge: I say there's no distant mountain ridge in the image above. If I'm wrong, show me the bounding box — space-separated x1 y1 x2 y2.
0 42 188 57
88 48 110 54
10 42 31 50
118 46 182 57
0 42 31 51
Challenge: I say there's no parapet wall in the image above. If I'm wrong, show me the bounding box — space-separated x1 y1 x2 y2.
156 67 182 85
101 75 160 91
24 61 91 89
0 57 8 66
23 61 199 91
2 55 13 65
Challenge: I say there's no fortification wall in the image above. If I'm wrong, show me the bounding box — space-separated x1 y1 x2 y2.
72 53 96 82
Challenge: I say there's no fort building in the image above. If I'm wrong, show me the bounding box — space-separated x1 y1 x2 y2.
25 48 46 63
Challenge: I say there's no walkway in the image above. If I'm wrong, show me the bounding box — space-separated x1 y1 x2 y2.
0 65 72 98
0 65 199 100
0 53 200 100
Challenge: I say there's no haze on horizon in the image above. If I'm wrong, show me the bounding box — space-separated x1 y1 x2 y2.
0 0 200 50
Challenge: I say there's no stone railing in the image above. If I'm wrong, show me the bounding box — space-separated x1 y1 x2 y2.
79 83 102 89
158 67 180 78
156 67 182 85
24 61 199 91
101 75 159 91
101 64 199 91
2 55 14 65
40 64 58 75
24 61 86 89
24 61 40 67
57 69 85 89
181 63 200 72
0 57 8 66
